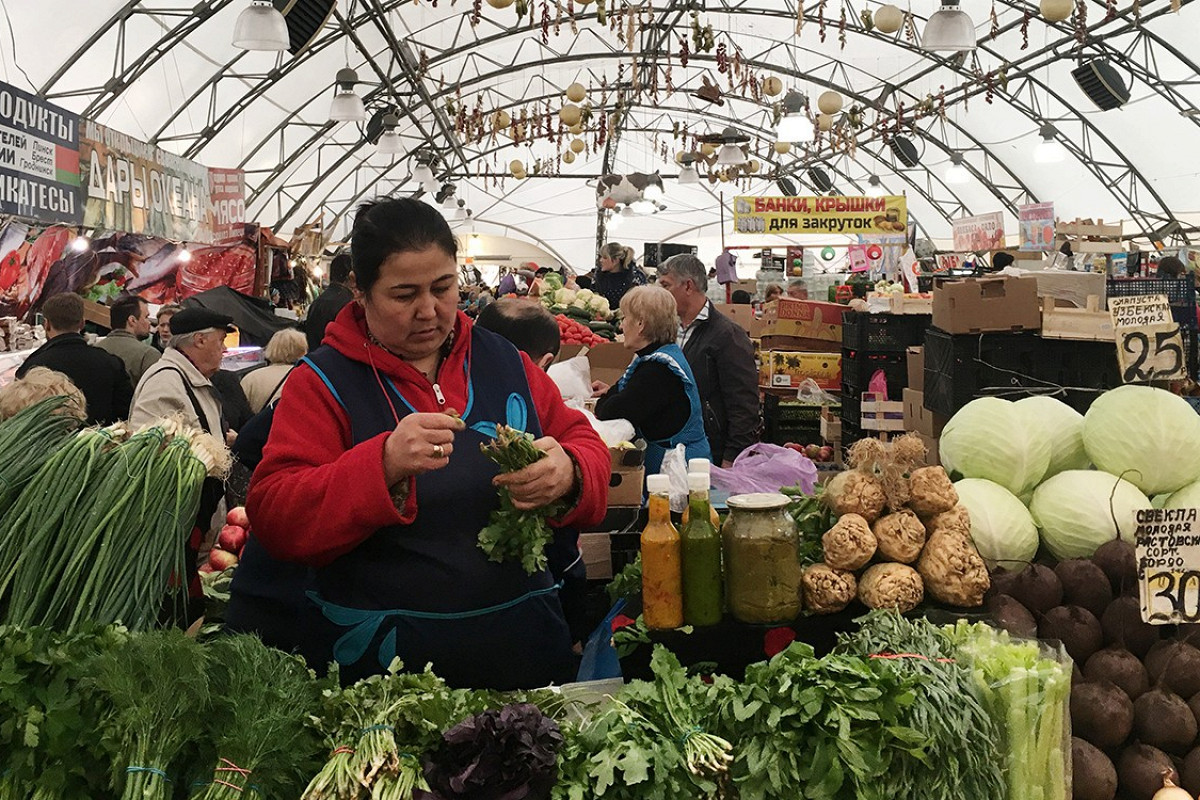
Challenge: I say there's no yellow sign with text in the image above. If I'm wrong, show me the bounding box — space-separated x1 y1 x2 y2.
733 195 908 236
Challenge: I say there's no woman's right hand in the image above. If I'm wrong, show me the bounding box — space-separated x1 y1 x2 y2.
590 380 610 397
383 412 466 485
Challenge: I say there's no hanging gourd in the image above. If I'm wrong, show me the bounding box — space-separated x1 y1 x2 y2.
509 159 526 175
566 82 587 102
570 138 586 153
762 76 783 97
700 142 717 157
492 110 512 130
568 123 584 135
1039 0 1072 21
675 150 689 163
563 150 576 164
486 0 515 8
559 105 582 126
817 113 835 131
747 159 761 173
818 91 843 115
874 4 904 33
774 141 792 154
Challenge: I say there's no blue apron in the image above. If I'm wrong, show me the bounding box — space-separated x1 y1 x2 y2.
296 327 576 689
616 343 712 474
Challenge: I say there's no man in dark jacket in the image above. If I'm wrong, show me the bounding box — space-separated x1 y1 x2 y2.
18 292 133 424
304 252 354 352
656 254 760 466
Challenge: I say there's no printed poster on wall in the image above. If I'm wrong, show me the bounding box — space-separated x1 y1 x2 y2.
0 80 82 225
733 195 908 235
951 211 1005 252
1019 202 1056 252
80 120 211 242
206 168 246 243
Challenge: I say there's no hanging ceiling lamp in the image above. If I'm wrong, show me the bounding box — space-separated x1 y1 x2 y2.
439 184 458 208
865 175 886 197
453 199 468 221
677 154 701 185
945 151 970 184
376 112 403 155
329 68 366 123
921 0 976 52
412 158 435 186
776 91 810 143
1034 123 1066 163
715 126 748 166
232 1 289 51
620 205 635 217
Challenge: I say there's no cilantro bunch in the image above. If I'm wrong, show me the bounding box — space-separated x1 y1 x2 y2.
478 426 567 575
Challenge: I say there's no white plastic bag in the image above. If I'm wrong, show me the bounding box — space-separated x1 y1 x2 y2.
584 411 636 448
659 443 690 513
548 355 592 403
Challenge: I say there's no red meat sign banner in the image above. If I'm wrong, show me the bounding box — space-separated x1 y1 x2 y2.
206 167 246 243
80 120 210 242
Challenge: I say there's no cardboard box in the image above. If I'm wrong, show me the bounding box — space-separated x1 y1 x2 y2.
902 389 948 437
906 346 924 393
761 299 845 343
587 342 635 386
82 299 110 330
763 351 841 390
728 279 758 298
715 304 766 338
932 276 1041 334
579 532 613 580
917 433 940 466
608 466 645 507
609 441 646 471
861 392 905 432
760 333 841 352
555 343 587 363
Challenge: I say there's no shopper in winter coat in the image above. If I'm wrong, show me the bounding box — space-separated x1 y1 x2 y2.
592 242 647 310
17 293 133 425
240 328 307 413
593 285 711 474
245 197 609 690
656 254 760 466
96 294 160 386
305 253 355 352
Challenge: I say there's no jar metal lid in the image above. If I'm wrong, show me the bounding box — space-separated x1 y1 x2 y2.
726 492 790 510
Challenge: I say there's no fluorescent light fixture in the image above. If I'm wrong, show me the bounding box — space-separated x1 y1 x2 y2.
716 144 746 166
412 162 435 185
232 1 289 51
865 175 886 197
678 165 700 185
329 69 366 123
1034 123 1066 163
376 112 403 155
921 0 976 52
945 151 970 184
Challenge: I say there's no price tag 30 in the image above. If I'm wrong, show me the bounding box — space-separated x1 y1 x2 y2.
1137 507 1200 624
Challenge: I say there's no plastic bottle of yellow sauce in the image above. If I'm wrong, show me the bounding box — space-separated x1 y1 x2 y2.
681 458 721 528
641 473 683 630
682 471 723 626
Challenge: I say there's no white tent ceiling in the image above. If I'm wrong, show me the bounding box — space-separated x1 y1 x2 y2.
2 0 1198 269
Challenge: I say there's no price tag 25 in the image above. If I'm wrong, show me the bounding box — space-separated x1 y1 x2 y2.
1137 507 1200 624
1109 294 1187 383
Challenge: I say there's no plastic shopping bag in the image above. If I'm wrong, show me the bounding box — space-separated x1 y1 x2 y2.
548 355 592 403
660 443 690 513
711 443 818 496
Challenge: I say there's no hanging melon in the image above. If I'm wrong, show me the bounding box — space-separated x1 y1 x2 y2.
563 150 576 164
492 110 512 130
1040 0 1072 21
566 82 587 102
774 141 792 154
558 105 582 126
874 4 904 33
817 113 835 131
762 76 783 96
570 138 586 153
818 91 843 115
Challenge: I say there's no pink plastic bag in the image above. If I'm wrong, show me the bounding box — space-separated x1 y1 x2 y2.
711 443 818 496
868 368 889 400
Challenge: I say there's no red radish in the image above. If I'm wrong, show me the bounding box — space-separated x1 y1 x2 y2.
226 506 250 528
198 562 216 575
218 524 248 553
208 549 239 571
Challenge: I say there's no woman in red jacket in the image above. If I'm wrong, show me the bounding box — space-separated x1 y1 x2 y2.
245 198 609 689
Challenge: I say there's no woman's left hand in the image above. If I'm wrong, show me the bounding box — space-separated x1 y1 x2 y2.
494 437 575 510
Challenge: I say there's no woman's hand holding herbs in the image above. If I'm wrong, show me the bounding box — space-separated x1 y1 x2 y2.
492 436 575 510
383 412 465 485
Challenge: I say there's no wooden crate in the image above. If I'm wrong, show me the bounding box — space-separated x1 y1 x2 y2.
1040 296 1115 342
860 392 906 432
1055 217 1124 255
820 406 842 444
887 293 934 315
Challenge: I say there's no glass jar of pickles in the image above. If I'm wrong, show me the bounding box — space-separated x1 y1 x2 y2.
722 493 803 625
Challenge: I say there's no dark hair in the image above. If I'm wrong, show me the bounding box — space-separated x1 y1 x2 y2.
1158 255 1187 279
992 251 1015 270
42 293 83 331
731 290 752 304
575 274 593 291
350 197 458 292
475 298 561 361
109 294 146 330
329 252 353 284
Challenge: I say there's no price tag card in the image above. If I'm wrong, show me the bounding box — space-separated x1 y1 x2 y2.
1109 294 1187 382
1137 507 1200 623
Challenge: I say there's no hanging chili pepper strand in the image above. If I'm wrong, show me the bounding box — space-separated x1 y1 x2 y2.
938 86 947 120
839 6 848 49
1105 0 1116 21
679 35 689 67
470 0 482 27
541 0 551 44
554 0 562 35
985 72 995 104
990 0 999 37
716 41 728 73
627 8 636 52
567 0 577 33
1074 0 1087 44
817 0 827 42
1021 7 1031 48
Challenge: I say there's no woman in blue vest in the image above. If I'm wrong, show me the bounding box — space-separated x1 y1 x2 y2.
245 197 610 690
592 285 711 473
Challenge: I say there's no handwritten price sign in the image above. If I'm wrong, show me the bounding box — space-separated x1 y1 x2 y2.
1137 507 1200 624
1109 294 1187 383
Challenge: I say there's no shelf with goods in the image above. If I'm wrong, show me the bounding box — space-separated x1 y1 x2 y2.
839 310 931 446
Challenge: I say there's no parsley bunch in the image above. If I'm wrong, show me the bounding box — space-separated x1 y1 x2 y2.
478 425 567 575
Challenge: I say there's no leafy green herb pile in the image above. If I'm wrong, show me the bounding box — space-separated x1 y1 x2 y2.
0 613 1069 800
478 425 568 575
783 483 836 566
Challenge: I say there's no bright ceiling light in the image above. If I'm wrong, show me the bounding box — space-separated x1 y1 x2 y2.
945 151 970 184
441 188 458 209
312 265 326 279
620 205 635 217
69 236 90 253
453 200 468 221
376 113 403 156
865 175 886 197
176 249 193 263
607 212 623 230
329 68 366 123
232 1 289 51
775 91 811 143
678 165 700 185
643 180 664 202
412 162 435 185
422 179 439 195
717 143 746 167
921 0 976 52
631 199 657 215
1034 123 1066 164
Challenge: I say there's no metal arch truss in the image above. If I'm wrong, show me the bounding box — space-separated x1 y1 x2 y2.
35 0 1200 241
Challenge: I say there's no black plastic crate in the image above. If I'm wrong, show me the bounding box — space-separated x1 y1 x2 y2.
1108 278 1198 330
841 350 908 396
923 328 1121 416
841 311 931 353
840 391 861 429
762 394 832 446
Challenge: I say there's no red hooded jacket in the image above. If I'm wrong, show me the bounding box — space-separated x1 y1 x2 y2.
247 303 610 567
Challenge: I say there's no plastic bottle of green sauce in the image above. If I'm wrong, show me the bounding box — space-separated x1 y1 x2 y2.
682 471 723 626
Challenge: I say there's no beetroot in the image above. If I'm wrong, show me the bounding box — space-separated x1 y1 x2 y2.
1092 539 1137 595
989 595 1037 638
1144 640 1200 699
1101 596 1161 659
1039 605 1103 664
1118 744 1179 800
1073 737 1118 800
1071 680 1134 750
1054 559 1113 618
1006 563 1063 615
1133 688 1197 755
1083 646 1149 701
1181 746 1200 796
